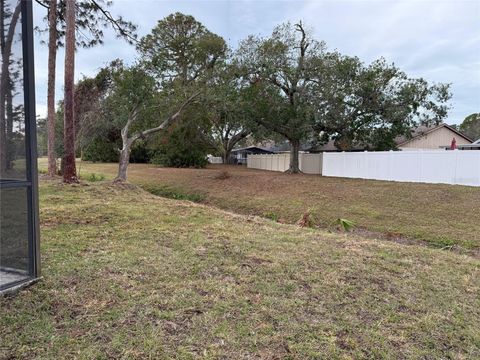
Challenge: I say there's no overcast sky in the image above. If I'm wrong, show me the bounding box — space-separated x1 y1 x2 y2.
32 0 480 124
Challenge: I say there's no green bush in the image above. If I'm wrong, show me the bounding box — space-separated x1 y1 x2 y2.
82 137 120 163
82 137 152 164
150 122 210 168
151 151 208 168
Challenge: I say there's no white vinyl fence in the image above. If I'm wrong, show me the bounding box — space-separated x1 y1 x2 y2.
322 150 480 186
247 153 323 174
207 156 223 164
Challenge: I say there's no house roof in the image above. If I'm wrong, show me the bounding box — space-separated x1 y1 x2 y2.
396 123 473 146
231 146 274 153
309 139 369 152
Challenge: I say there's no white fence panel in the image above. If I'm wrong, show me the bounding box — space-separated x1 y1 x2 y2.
454 152 478 185
208 156 223 164
322 150 480 186
247 153 322 174
389 152 420 182
300 153 323 174
267 155 273 171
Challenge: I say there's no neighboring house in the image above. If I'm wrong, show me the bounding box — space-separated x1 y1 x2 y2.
397 123 473 150
246 124 475 155
309 124 473 152
309 140 366 153
443 137 480 150
230 146 275 165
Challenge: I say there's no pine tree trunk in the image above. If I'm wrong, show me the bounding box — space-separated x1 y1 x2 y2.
5 76 13 169
47 0 58 177
62 0 78 183
288 139 301 173
0 0 6 175
114 145 131 183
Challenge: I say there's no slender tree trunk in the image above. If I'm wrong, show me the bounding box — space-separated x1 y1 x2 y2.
5 75 13 169
0 0 4 174
0 1 20 175
114 144 131 183
2 5 13 170
62 0 78 183
114 115 134 183
47 0 58 176
288 139 301 173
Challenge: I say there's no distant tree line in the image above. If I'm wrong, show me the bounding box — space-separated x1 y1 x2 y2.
458 113 480 141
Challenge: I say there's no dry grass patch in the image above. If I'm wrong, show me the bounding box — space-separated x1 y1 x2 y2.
38 159 480 251
1 181 479 359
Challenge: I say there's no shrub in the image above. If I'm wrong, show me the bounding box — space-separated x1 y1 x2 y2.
82 137 119 163
149 120 211 168
151 151 208 168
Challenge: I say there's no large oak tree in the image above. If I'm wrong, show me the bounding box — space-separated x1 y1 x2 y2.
203 63 262 163
236 22 324 173
313 55 451 150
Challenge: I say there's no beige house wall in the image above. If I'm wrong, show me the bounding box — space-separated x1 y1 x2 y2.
399 127 472 150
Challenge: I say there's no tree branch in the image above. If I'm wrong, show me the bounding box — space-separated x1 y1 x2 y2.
130 92 201 141
34 0 49 10
227 128 251 151
89 0 138 44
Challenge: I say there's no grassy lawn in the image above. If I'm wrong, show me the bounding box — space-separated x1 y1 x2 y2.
1 180 479 358
39 159 480 251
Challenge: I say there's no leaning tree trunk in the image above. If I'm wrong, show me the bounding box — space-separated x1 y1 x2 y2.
288 139 301 173
113 92 200 183
221 129 250 165
62 0 78 183
47 0 58 176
